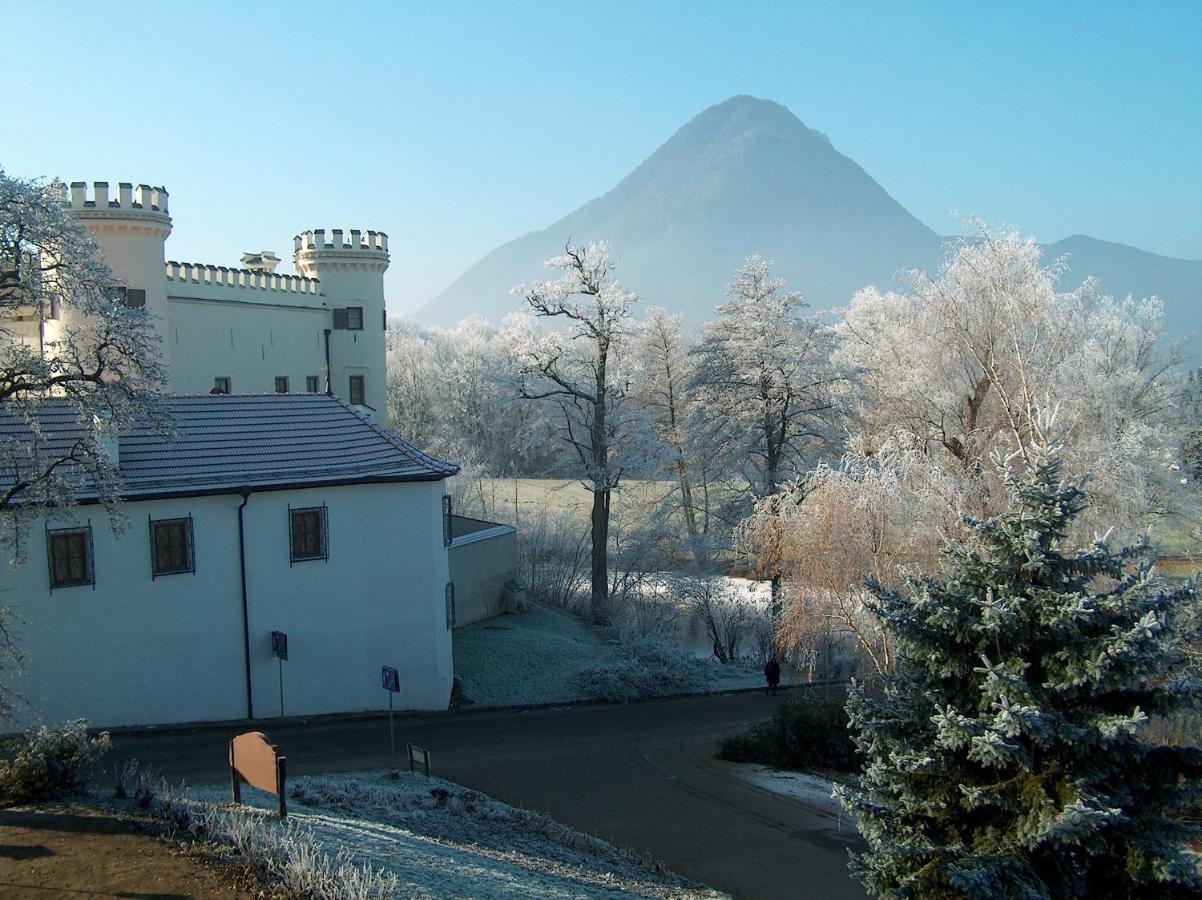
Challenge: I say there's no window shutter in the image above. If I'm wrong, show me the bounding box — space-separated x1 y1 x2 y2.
442 495 453 546
332 308 348 330
445 582 456 629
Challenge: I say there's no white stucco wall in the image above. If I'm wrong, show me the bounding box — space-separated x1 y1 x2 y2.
166 297 329 396
1 480 452 730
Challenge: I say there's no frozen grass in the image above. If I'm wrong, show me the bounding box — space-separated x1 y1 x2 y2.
453 600 766 707
726 764 852 819
178 770 725 899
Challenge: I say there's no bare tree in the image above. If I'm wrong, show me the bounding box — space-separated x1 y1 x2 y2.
512 242 638 620
1 170 166 529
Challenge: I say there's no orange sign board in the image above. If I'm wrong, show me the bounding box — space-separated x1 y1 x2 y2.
229 731 287 819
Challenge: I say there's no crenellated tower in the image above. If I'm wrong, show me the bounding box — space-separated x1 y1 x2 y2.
293 229 389 412
61 182 172 363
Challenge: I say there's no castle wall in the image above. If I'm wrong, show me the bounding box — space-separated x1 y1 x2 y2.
56 184 391 409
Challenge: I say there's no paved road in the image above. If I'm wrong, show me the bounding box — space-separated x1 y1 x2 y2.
110 690 865 899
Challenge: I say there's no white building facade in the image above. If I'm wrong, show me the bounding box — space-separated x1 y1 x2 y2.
58 181 388 412
1 394 459 729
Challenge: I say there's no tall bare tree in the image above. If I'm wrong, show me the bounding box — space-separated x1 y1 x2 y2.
513 242 637 620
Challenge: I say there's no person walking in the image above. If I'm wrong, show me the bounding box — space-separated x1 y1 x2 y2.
764 657 781 696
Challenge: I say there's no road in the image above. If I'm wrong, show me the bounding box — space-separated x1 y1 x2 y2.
110 690 865 899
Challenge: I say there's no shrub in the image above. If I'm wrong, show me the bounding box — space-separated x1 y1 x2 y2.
719 697 856 773
0 719 111 805
575 637 707 702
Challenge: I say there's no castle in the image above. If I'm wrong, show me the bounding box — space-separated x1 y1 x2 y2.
47 180 389 412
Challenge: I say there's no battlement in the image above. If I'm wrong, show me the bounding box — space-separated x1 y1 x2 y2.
66 181 169 215
294 229 388 254
166 261 320 296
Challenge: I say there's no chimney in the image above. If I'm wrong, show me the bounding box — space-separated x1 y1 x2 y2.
92 413 119 469
240 250 280 273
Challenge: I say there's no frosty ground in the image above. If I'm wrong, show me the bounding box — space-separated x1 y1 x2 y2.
452 598 783 707
185 770 723 898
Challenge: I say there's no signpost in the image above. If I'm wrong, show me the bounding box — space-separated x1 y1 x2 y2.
382 665 400 756
271 631 288 717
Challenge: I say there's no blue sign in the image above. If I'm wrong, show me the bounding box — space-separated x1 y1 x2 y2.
271 630 288 661
381 665 400 693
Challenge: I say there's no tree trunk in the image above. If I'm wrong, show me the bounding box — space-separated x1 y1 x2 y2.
590 487 610 621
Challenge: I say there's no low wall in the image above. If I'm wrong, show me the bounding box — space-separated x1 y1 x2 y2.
449 517 519 626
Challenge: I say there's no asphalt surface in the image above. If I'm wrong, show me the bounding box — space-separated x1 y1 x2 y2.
110 690 866 899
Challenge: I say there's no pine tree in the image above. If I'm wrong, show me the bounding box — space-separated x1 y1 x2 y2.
838 438 1202 898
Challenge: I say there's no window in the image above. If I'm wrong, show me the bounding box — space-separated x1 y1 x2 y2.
305 375 319 393
151 517 194 577
289 505 327 563
47 526 93 588
48 295 61 320
332 306 364 330
213 377 231 394
349 375 365 406
112 286 146 308
275 376 289 393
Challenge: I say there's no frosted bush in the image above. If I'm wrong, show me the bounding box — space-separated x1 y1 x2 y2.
0 719 111 805
575 636 707 702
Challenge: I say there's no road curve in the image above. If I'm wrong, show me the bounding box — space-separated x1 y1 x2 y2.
110 690 866 899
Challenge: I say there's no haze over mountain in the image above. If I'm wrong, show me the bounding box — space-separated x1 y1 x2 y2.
419 96 1201 359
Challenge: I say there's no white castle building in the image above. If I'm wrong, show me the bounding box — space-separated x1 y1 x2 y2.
57 180 388 412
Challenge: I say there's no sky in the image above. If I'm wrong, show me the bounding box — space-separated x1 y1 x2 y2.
6 1 1201 314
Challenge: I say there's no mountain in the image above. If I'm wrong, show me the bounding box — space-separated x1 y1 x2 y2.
1042 235 1202 360
420 96 940 325
419 96 1201 361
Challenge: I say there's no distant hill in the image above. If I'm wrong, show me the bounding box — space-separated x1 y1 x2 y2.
1042 235 1202 361
418 96 1201 361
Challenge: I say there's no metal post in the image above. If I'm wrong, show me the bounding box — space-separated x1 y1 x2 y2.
278 656 285 717
388 691 395 756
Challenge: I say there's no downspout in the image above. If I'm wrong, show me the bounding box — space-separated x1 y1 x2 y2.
323 328 333 396
237 487 254 719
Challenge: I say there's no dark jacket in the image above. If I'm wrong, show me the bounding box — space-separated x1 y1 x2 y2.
764 659 781 685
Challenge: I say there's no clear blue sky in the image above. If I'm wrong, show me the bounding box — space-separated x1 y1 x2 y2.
7 1 1201 313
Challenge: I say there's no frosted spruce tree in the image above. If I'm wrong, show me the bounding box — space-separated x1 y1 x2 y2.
838 437 1202 898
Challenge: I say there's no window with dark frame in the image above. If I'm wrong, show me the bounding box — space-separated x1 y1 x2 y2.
305 375 319 393
151 517 194 576
275 376 289 393
213 376 231 394
349 375 365 406
48 527 93 588
289 506 327 562
345 306 364 330
112 286 146 308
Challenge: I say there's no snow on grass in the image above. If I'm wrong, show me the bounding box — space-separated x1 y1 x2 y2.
453 600 767 707
728 763 841 812
188 770 723 899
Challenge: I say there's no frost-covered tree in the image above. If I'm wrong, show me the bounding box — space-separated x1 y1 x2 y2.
1178 368 1202 483
631 307 711 563
512 242 639 619
1 170 166 526
838 430 1202 898
691 256 843 501
385 314 554 480
838 230 1176 538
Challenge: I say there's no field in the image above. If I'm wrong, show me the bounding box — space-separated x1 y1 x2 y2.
461 478 680 527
